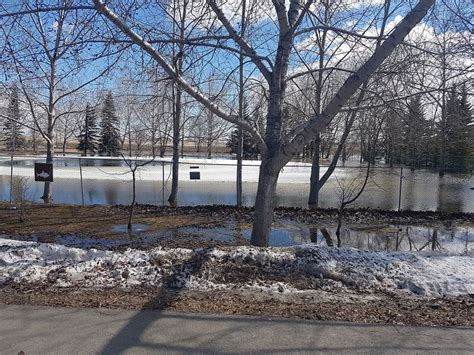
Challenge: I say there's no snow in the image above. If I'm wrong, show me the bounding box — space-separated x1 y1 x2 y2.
1 236 472 297
304 245 474 296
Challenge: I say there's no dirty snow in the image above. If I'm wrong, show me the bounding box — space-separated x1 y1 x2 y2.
0 237 472 297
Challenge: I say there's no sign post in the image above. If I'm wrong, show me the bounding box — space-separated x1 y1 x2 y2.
34 163 54 182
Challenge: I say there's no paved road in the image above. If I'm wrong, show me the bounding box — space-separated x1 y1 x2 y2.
0 304 472 354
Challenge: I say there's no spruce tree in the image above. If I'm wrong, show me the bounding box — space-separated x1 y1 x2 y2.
459 85 474 169
77 104 99 156
227 129 259 159
227 101 259 159
445 85 473 170
99 92 120 156
402 96 428 169
3 86 25 152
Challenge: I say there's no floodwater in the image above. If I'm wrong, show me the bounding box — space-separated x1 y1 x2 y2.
7 223 472 255
0 157 473 212
111 223 150 234
174 223 473 254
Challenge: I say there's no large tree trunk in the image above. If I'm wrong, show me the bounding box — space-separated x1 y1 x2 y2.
168 0 186 205
308 133 321 207
250 161 279 247
168 85 181 206
42 72 55 204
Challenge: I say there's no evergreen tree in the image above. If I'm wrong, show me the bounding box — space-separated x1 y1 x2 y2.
227 101 259 159
77 104 99 156
3 86 25 152
99 92 120 156
227 128 259 159
402 96 429 169
445 85 473 170
383 110 404 166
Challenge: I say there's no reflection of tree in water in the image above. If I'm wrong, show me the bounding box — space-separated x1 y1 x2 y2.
104 184 119 205
309 227 318 243
437 177 464 213
0 175 9 197
308 227 334 247
402 172 416 211
418 229 442 251
87 187 98 204
301 224 470 253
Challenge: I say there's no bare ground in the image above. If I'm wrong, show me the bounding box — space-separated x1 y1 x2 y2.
0 283 472 327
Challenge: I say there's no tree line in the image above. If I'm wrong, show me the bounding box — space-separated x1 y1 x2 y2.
2 90 122 157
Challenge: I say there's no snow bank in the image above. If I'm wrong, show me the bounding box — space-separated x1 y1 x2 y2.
0 237 472 297
301 246 474 296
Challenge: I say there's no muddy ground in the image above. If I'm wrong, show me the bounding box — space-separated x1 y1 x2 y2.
1 202 473 326
1 202 472 249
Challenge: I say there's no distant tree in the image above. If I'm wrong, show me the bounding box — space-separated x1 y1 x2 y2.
2 86 25 152
383 109 404 167
99 93 120 156
77 104 99 156
227 101 259 159
445 85 473 170
227 128 259 159
402 97 429 170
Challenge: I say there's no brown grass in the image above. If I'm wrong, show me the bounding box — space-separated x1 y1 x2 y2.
0 202 215 239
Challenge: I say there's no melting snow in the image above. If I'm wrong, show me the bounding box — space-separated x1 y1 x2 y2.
0 237 472 297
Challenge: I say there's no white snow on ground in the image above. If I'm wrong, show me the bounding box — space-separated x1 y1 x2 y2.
0 237 472 297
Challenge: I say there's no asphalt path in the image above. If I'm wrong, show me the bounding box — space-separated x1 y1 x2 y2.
0 304 472 354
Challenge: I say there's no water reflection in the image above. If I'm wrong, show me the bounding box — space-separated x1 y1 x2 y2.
0 166 472 212
4 221 471 255
237 224 471 254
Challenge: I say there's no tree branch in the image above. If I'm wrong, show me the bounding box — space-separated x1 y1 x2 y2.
278 0 436 168
91 0 266 150
206 0 272 82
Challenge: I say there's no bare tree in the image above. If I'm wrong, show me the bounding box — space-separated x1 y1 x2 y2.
334 162 372 247
1 1 121 202
122 153 155 230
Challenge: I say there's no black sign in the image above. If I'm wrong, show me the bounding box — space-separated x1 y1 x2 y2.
189 166 200 180
34 163 53 182
190 171 201 180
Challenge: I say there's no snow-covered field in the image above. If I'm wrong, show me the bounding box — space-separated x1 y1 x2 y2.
1 236 472 298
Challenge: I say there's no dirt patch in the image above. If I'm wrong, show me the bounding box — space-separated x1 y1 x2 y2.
0 203 222 246
0 284 472 327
